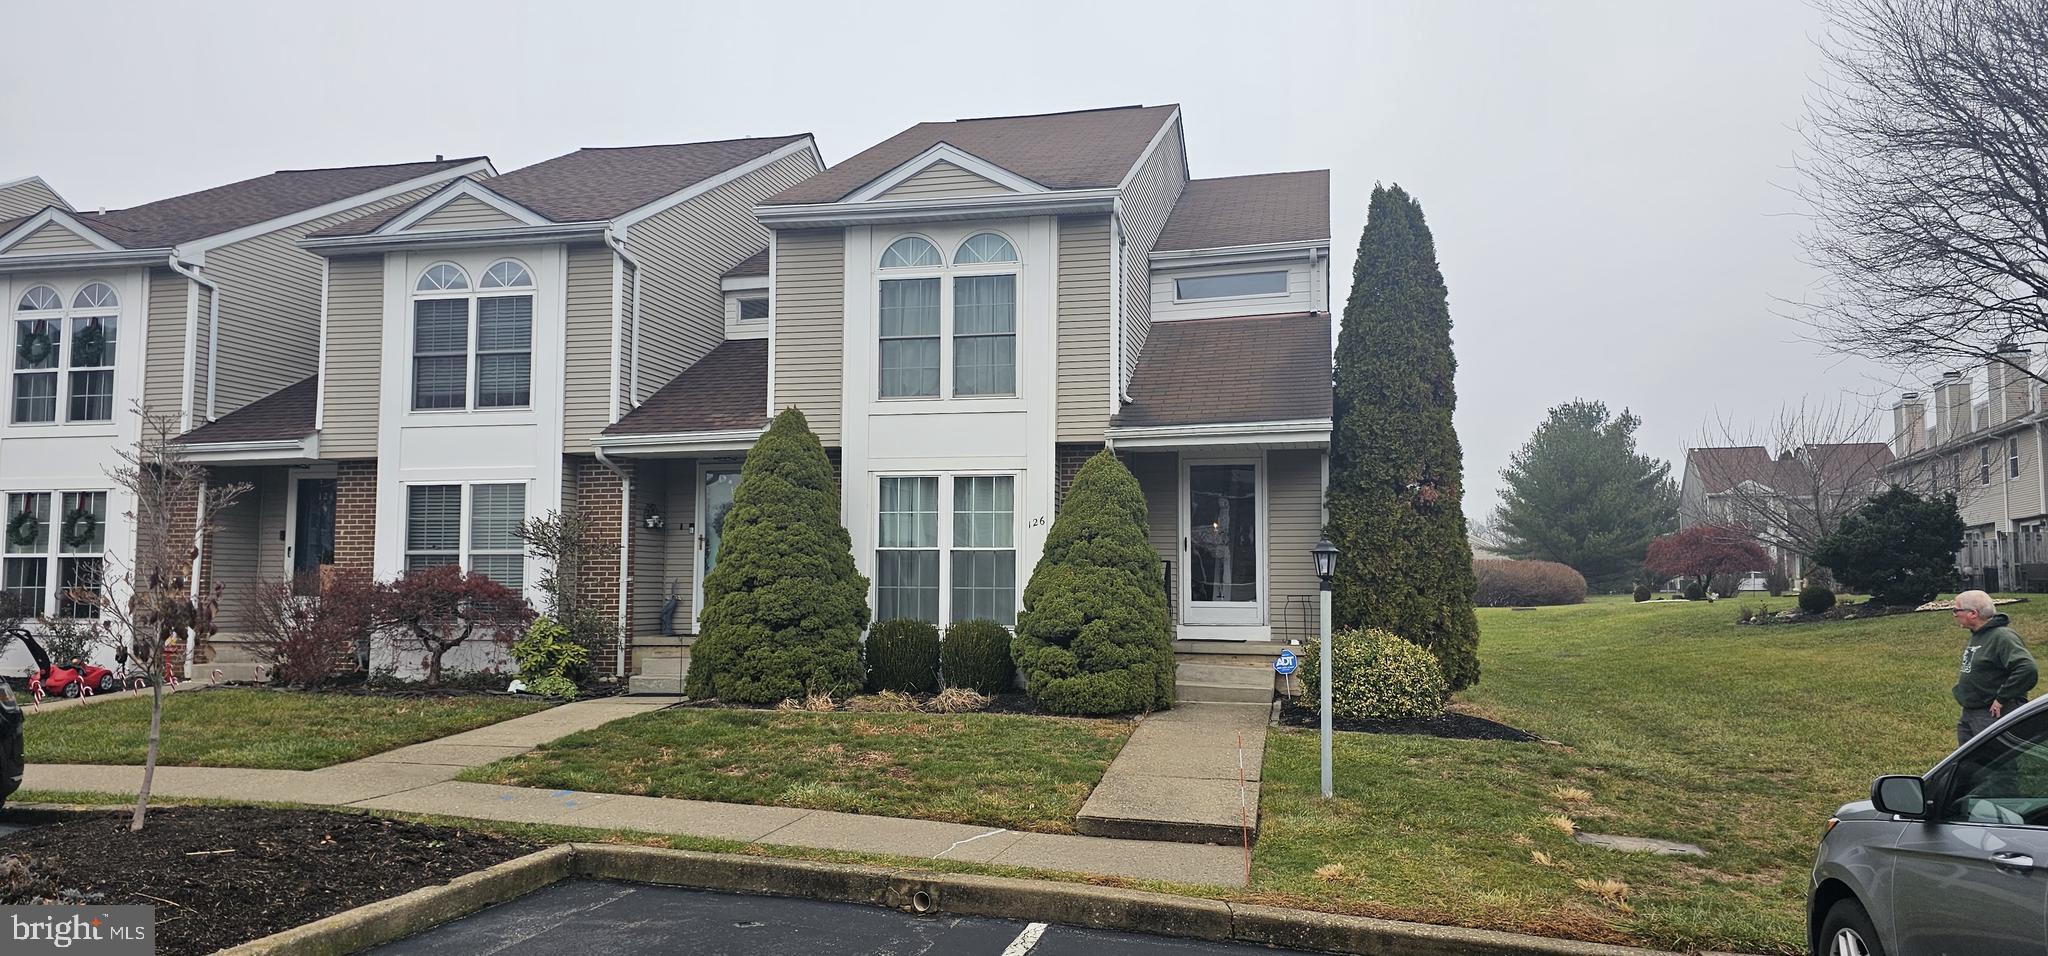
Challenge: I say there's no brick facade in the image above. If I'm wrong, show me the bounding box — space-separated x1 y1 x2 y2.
333 460 377 575
1056 442 1103 512
571 455 630 677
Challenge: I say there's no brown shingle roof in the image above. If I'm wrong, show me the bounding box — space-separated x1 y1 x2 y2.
66 158 483 249
1115 313 1332 429
1686 443 1896 495
175 376 317 445
724 247 769 279
316 135 810 237
605 340 768 436
1154 171 1331 251
764 105 1178 205
1685 446 1776 494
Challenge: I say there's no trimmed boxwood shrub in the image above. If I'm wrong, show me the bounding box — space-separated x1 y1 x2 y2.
1765 569 1791 597
942 619 1014 694
1799 585 1837 614
1472 559 1586 607
1299 627 1447 720
1012 450 1174 715
865 618 940 693
686 407 870 704
1682 581 1708 601
1632 583 1653 603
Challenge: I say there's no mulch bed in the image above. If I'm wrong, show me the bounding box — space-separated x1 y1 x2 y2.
1277 699 1541 743
677 690 1083 718
0 806 537 955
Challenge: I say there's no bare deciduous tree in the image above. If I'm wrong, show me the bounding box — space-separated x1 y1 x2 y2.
1690 399 1905 568
1799 0 2048 378
74 405 249 831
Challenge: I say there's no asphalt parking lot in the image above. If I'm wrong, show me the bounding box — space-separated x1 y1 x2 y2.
370 879 1324 955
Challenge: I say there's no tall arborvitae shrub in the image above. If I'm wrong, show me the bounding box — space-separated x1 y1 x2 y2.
686 407 869 703
1327 184 1482 690
1012 450 1174 714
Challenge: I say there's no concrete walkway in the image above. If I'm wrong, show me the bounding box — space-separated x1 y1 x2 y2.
1075 703 1269 846
21 694 1250 887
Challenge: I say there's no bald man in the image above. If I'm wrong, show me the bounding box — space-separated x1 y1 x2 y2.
1952 589 2038 745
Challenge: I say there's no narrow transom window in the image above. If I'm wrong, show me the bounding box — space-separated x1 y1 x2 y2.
1174 271 1288 300
738 297 769 321
2011 437 2022 479
880 236 943 269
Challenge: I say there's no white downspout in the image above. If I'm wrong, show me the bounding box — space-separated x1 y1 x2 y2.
165 255 216 430
603 226 644 410
594 446 632 680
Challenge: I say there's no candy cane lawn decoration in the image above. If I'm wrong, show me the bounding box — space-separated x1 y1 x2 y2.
27 677 42 711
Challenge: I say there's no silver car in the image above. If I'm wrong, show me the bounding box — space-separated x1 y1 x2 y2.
1810 694 2048 955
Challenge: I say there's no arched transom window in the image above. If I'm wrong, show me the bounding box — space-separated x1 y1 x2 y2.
11 279 119 424
411 259 532 411
875 231 1017 399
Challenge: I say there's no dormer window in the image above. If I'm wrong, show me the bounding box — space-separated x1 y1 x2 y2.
738 297 769 321
875 231 1017 399
411 259 533 411
11 281 118 425
1174 271 1287 301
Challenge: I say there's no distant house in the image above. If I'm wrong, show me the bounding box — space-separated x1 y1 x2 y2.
1677 442 1894 582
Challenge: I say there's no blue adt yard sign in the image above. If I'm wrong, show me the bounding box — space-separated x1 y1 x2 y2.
1274 650 1298 675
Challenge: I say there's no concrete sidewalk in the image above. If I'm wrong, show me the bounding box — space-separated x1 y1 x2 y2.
1075 703 1269 845
21 693 1250 887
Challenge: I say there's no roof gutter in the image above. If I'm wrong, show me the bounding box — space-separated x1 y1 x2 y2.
754 190 1119 229
592 427 768 457
0 248 168 273
299 222 609 256
1105 418 1333 450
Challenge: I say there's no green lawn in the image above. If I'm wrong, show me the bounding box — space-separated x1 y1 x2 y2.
1249 595 2014 954
459 708 1132 832
26 689 551 770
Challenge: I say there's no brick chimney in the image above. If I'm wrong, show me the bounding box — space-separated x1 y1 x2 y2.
1991 347 2033 422
1938 370 1971 443
1893 392 1926 455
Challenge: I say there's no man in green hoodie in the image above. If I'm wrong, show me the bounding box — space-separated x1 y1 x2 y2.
1952 589 2038 745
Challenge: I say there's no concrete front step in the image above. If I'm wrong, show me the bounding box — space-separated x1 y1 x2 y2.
628 648 689 696
1175 660 1276 704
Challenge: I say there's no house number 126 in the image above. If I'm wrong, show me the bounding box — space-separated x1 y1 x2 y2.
1027 516 1048 528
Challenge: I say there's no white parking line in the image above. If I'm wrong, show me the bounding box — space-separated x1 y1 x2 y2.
1000 922 1048 956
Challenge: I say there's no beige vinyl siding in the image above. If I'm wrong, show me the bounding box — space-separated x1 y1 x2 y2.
204 182 449 419
0 179 67 220
206 466 267 600
1265 449 1324 636
1151 261 1317 323
620 262 638 407
1056 215 1112 441
631 459 700 637
562 243 616 450
2012 433 2045 521
770 229 845 443
1127 451 1179 610
317 256 385 457
666 462 699 630
875 161 1012 201
143 268 190 419
404 194 526 232
1118 121 1188 389
191 286 212 418
4 221 98 255
628 150 821 401
256 469 289 584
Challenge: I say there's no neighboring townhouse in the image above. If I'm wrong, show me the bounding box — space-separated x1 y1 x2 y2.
177 135 823 676
1882 351 2048 590
0 157 489 672
1677 441 1894 582
594 105 1333 690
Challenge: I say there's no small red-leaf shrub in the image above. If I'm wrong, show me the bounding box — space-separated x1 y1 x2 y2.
373 566 533 687
243 570 375 687
1472 559 1588 607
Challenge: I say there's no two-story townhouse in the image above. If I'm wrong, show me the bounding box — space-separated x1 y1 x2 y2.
177 135 822 678
0 157 489 674
593 106 1333 692
1677 442 1894 582
1883 352 2048 589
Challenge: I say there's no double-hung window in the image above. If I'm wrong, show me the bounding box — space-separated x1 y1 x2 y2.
876 233 1017 399
874 474 1016 627
11 282 118 425
405 482 527 590
1981 446 1993 485
412 260 533 411
3 489 106 618
2010 437 2022 479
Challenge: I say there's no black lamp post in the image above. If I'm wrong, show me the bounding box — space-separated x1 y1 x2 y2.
1310 537 1339 797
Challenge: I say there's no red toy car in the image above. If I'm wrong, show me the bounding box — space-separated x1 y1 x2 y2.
12 630 116 698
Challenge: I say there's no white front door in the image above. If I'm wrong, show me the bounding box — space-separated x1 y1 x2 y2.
1180 459 1263 628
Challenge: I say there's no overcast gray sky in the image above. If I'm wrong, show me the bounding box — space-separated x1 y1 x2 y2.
0 0 1896 520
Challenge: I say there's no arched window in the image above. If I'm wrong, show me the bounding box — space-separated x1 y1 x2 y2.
16 286 60 312
416 262 469 292
71 282 118 311
479 259 533 289
954 233 1017 265
879 236 942 269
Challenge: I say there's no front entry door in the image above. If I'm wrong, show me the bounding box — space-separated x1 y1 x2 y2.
1182 461 1262 627
290 478 337 596
696 467 743 627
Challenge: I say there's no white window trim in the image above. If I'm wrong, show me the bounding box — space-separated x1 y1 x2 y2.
10 279 121 426
872 471 1020 628
3 488 109 619
408 259 535 413
401 480 531 587
874 230 1021 402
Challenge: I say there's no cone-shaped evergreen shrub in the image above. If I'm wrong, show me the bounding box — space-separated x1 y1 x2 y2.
1012 450 1173 714
685 407 869 703
942 619 1014 694
1327 184 1481 690
865 618 940 693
